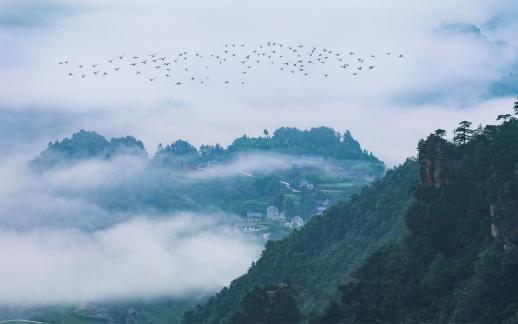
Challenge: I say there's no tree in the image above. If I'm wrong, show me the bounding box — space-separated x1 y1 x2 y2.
263 129 269 137
162 140 198 155
497 114 512 123
514 97 518 115
229 285 303 324
199 144 224 159
453 121 473 145
434 129 446 138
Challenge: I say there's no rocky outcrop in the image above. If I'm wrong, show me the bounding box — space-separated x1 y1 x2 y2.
487 163 518 250
418 136 452 188
418 131 517 250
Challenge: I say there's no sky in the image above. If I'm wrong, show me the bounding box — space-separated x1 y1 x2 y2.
0 0 518 307
0 0 517 165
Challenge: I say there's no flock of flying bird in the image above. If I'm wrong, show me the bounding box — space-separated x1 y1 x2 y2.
60 42 405 86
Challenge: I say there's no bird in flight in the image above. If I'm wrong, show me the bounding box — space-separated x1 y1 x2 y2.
61 42 405 86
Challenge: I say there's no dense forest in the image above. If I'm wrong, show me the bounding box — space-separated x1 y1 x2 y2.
311 110 518 323
29 127 384 228
10 126 387 323
182 158 419 323
225 128 378 161
33 126 379 169
184 104 518 324
32 129 147 169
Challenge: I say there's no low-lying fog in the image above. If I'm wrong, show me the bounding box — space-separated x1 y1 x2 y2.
0 153 321 305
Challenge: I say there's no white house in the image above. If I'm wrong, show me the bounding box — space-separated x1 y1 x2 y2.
238 224 257 232
291 216 304 228
316 206 327 216
266 205 279 219
299 180 314 190
247 211 263 222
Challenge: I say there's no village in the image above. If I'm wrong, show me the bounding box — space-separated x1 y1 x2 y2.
235 179 331 240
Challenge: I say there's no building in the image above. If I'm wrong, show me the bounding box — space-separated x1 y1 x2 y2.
285 216 304 229
247 211 263 222
238 224 257 232
316 206 327 216
291 216 304 228
266 205 279 219
299 179 314 190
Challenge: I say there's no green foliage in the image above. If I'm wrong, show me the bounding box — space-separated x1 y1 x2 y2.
26 127 390 322
227 127 378 161
453 120 473 145
226 284 303 324
32 129 147 169
182 159 419 323
434 128 446 138
315 116 518 323
157 139 199 156
497 114 512 122
199 144 225 160
31 128 385 223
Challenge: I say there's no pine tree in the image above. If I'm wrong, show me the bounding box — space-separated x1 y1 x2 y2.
453 121 473 145
497 114 512 123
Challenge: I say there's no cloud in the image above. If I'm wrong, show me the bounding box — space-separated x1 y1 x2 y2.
0 154 148 230
0 151 264 306
0 0 517 306
1 0 517 165
0 0 76 29
0 150 321 230
182 152 330 180
0 214 261 306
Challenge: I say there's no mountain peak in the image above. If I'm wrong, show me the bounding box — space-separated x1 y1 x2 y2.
32 130 147 169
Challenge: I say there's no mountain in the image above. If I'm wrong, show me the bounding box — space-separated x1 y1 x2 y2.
9 126 386 323
34 126 379 168
32 129 147 169
226 127 377 161
182 158 419 323
29 127 385 231
183 111 518 324
312 117 518 323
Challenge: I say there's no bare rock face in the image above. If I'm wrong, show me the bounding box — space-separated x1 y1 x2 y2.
487 164 518 250
418 136 451 189
418 133 517 250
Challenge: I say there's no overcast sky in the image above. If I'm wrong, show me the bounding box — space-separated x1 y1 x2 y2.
0 0 518 306
1 0 517 165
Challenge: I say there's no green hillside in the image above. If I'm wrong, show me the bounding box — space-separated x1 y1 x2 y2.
183 107 518 324
313 115 518 323
183 158 419 323
30 127 385 236
5 126 385 324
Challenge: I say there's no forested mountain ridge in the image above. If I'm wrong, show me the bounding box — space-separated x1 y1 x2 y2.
32 129 147 168
182 158 419 323
9 126 387 323
312 114 518 323
33 126 379 170
225 127 378 161
29 126 384 231
184 107 518 324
